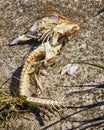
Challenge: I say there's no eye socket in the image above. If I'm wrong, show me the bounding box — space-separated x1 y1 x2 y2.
50 16 58 22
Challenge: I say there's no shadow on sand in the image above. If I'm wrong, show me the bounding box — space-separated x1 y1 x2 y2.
42 101 104 130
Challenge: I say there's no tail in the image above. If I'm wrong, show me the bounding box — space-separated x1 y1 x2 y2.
26 97 67 108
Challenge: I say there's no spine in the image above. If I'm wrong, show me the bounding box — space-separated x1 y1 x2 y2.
19 45 45 97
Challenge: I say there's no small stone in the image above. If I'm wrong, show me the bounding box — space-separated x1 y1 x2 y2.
18 8 23 13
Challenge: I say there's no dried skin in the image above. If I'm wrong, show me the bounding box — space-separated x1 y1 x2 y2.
11 13 79 108
10 13 79 46
19 42 65 107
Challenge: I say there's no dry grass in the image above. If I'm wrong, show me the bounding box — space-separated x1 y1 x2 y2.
0 80 29 121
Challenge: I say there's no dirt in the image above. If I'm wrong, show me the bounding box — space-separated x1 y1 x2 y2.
0 0 104 130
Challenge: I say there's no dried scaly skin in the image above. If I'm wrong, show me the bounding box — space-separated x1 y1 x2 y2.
12 13 79 108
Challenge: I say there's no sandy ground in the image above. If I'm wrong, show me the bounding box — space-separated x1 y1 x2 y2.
0 0 104 130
